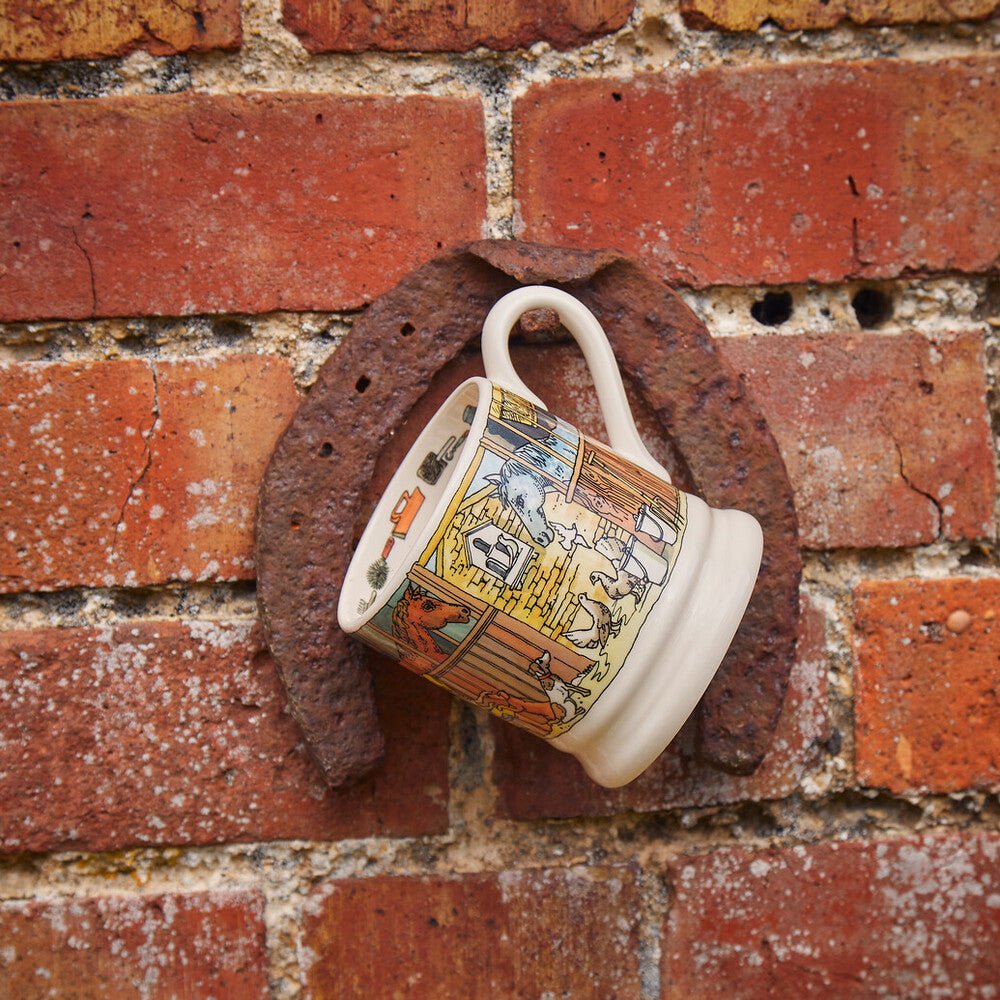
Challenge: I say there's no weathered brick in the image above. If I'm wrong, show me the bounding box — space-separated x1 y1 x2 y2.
0 93 486 320
681 0 1000 30
717 331 994 549
300 868 641 997
854 578 1000 795
514 58 1000 286
493 597 827 820
663 832 1000 998
0 890 269 998
1 356 300 593
282 0 633 52
0 0 241 61
0 622 450 853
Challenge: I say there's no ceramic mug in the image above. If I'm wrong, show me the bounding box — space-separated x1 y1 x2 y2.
338 286 763 787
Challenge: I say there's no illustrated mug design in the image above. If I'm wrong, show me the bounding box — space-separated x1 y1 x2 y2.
338 286 763 787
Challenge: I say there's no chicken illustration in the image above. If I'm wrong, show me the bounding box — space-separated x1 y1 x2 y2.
590 534 646 604
563 594 622 652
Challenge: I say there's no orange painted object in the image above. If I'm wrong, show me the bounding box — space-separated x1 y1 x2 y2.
389 488 425 538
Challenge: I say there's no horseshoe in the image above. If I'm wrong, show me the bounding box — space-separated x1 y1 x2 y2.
256 240 801 786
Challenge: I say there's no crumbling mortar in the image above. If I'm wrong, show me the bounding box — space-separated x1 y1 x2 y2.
1 0 996 105
0 278 993 372
0 312 350 390
637 867 670 999
980 320 1000 539
2 790 997 901
0 581 259 631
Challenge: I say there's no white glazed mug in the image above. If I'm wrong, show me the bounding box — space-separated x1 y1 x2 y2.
338 286 763 787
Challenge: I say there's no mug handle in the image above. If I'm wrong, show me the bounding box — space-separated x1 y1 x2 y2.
481 284 673 484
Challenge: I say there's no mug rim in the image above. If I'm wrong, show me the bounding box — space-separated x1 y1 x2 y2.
337 376 493 634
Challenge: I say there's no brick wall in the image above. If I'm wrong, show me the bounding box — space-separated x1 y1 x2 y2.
1 1 998 996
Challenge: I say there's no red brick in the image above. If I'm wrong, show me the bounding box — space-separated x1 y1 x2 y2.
0 0 241 61
681 0 1000 30
282 0 633 52
717 331 994 549
0 890 268 998
854 578 1000 795
514 58 1000 286
1 356 300 593
0 622 450 853
663 832 1000 998
300 868 641 998
0 93 486 321
493 596 828 820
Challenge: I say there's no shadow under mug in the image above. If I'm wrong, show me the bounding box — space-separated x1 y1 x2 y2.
338 286 763 787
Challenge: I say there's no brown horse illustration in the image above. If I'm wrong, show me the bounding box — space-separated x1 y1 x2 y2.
391 584 470 675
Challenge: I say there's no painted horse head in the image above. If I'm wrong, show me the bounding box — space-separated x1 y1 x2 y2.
391 584 471 675
485 458 555 547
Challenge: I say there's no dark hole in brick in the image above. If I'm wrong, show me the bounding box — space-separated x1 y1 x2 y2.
750 290 793 327
611 92 622 102
193 10 205 32
852 288 892 329
960 544 994 569
428 916 439 927
598 150 606 160
400 322 415 337
847 174 860 196
356 375 371 393
920 620 944 642
319 442 333 457
918 379 934 395
315 113 323 124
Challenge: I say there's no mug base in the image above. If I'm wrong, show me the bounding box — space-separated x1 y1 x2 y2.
550 500 763 788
